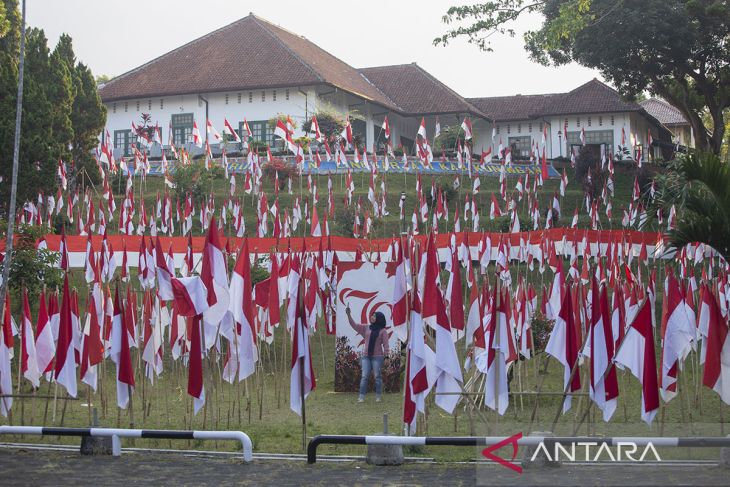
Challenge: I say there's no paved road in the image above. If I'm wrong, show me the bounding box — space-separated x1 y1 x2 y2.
0 449 728 486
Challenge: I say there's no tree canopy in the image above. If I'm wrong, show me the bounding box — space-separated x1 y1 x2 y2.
435 0 730 156
0 0 106 213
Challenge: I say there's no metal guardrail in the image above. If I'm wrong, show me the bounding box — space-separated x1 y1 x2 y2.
306 434 730 464
0 426 253 463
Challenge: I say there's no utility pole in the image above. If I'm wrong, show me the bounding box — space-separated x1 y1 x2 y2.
0 0 27 314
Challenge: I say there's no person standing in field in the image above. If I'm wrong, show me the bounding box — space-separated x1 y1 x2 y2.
345 305 389 403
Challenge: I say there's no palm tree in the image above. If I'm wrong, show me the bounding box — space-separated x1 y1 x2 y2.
655 151 730 261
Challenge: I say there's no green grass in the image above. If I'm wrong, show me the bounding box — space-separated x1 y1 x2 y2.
92 160 647 239
2 319 728 462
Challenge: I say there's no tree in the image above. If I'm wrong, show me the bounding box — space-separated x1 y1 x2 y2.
435 0 729 155
0 1 8 40
54 33 106 186
0 1 107 213
654 151 730 261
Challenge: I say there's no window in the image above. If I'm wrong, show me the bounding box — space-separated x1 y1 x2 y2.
564 118 568 129
148 99 152 110
587 117 592 127
160 99 164 110
495 125 500 135
576 117 581 127
528 123 532 132
114 129 137 156
566 129 613 147
273 90 277 101
237 93 242 104
598 116 603 126
508 136 531 159
517 123 521 133
261 91 266 102
225 94 229 105
610 115 615 125
248 120 271 144
112 103 116 114
248 92 253 103
171 113 194 145
136 101 140 111
285 89 290 100
506 124 511 134
124 102 128 112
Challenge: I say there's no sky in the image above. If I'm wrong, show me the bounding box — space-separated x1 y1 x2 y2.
25 0 603 97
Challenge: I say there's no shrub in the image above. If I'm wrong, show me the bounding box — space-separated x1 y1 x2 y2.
334 336 401 393
2 224 63 303
261 158 297 189
170 161 225 207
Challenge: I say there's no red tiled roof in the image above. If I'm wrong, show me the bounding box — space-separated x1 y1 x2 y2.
639 98 689 125
468 79 644 121
541 79 642 116
99 14 398 111
466 93 558 121
358 63 488 119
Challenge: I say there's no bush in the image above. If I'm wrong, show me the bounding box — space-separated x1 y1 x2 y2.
170 162 225 207
574 145 607 201
301 111 346 142
530 311 554 354
334 336 401 392
433 125 467 154
2 224 63 303
261 158 297 189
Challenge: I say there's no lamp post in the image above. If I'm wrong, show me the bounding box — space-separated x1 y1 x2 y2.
400 191 407 235
557 130 563 158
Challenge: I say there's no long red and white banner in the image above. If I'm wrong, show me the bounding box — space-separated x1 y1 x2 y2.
2 229 672 269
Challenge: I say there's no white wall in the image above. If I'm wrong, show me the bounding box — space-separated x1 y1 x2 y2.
104 86 314 158
484 112 659 161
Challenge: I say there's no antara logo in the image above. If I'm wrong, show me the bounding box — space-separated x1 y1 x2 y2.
481 434 662 473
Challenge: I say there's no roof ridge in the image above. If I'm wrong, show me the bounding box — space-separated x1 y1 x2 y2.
103 15 254 90
250 15 324 84
255 17 401 111
409 63 484 116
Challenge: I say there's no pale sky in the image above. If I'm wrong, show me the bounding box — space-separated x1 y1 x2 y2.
26 0 603 97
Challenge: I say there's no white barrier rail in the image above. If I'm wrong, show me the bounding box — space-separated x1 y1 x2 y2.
0 426 253 463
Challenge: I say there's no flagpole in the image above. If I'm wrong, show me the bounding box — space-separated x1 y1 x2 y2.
298 274 307 451
0 0 26 327
494 272 501 432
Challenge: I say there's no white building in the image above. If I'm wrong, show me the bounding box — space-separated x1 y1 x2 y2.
100 14 672 163
467 80 674 162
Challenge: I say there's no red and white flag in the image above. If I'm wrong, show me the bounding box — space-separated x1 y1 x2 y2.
223 118 241 142
421 234 462 414
391 243 408 342
614 298 660 424
702 286 730 404
201 218 230 348
206 119 222 142
581 277 619 421
110 287 134 409
659 271 695 402
172 276 210 317
35 291 55 377
21 289 41 388
192 121 203 147
188 314 205 414
545 284 581 413
54 276 77 398
0 295 13 416
403 292 435 434
290 273 316 416
229 239 258 381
